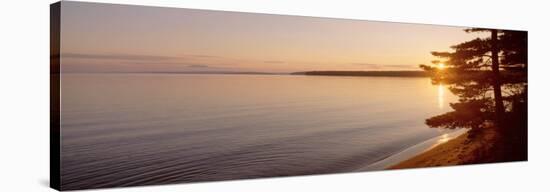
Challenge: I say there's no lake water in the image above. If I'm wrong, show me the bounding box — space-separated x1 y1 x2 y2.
60 73 457 189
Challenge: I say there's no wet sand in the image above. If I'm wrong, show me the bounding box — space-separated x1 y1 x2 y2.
389 127 498 169
359 129 467 171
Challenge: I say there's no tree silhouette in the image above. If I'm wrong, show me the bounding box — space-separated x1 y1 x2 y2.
420 28 527 134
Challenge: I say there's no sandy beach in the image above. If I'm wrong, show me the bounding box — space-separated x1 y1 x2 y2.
389 127 498 169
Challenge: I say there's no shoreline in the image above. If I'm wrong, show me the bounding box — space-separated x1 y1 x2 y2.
388 127 498 169
358 129 468 171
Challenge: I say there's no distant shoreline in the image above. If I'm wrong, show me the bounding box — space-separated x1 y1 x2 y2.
62 70 430 78
292 70 429 77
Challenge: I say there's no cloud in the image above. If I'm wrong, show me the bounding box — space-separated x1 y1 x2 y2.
61 53 180 61
189 54 221 59
350 62 376 66
187 64 209 68
121 61 213 67
264 60 285 64
350 63 417 69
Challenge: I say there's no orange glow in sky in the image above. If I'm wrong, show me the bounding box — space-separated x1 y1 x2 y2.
59 1 484 73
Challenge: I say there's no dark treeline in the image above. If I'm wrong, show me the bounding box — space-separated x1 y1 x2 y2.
421 28 527 163
292 70 429 77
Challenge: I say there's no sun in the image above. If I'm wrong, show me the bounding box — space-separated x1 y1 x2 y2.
437 63 446 70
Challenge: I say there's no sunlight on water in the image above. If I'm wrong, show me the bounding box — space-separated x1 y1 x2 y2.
437 133 450 144
60 74 458 188
438 83 445 109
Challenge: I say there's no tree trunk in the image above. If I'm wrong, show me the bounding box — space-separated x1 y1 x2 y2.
491 29 505 127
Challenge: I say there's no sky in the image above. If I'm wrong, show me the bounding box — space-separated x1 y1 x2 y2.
60 1 484 73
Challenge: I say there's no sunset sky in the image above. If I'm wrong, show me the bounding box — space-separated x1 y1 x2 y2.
60 1 483 73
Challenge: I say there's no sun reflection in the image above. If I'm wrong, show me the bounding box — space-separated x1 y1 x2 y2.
438 83 444 109
437 133 450 144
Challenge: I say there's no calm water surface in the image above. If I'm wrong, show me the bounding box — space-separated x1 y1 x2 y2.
60 74 457 189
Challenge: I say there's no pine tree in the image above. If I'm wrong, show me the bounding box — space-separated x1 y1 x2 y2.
420 28 527 132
